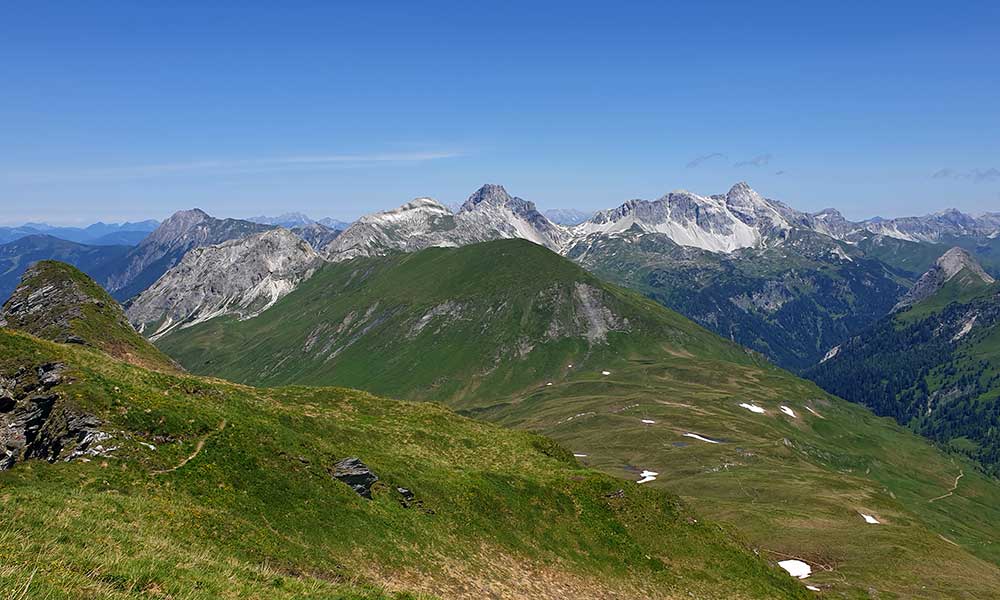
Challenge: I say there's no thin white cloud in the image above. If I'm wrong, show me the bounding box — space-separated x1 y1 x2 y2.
686 152 726 168
734 154 772 168
2 151 462 182
932 167 999 182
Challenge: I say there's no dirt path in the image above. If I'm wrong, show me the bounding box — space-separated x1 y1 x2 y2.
153 419 227 475
929 468 964 503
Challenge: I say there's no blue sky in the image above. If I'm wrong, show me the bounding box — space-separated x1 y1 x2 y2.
2 1 997 224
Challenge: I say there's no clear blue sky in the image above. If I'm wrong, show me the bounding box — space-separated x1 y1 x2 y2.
2 1 997 224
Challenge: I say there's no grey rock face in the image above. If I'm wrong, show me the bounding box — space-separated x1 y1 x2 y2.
104 209 274 300
894 247 995 311
332 457 379 499
291 222 342 250
127 229 325 340
1 362 111 471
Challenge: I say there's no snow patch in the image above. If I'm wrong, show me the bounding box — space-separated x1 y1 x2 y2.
778 559 812 579
601 370 611 376
573 453 588 458
805 406 823 418
780 406 797 418
683 432 721 444
641 419 656 424
739 403 766 414
860 513 880 524
820 345 840 363
637 470 658 484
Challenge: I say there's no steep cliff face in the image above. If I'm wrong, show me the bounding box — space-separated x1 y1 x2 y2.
126 228 325 340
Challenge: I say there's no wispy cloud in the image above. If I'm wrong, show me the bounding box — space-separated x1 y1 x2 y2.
734 154 772 168
2 151 463 182
686 152 726 168
932 167 1000 183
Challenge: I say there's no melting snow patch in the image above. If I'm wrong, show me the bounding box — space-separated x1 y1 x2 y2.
778 559 812 579
601 370 611 376
780 406 796 418
739 403 766 414
805 406 823 418
546 382 553 386
567 364 573 368
860 513 880 524
684 432 721 444
573 453 588 458
641 419 656 424
636 470 658 484
806 585 820 592
138 442 157 451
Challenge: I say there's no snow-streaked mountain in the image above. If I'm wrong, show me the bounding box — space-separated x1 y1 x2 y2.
571 183 793 253
126 228 324 340
322 184 568 261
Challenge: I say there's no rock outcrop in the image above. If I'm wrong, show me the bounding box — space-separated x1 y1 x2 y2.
1 362 112 470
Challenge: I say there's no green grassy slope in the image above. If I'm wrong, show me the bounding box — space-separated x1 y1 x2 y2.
0 328 808 600
158 240 1000 598
1 260 179 372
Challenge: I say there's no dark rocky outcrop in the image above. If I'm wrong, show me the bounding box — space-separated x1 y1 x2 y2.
0 362 112 470
331 457 378 499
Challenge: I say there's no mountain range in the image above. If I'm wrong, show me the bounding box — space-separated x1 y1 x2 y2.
0 219 159 246
93 183 997 373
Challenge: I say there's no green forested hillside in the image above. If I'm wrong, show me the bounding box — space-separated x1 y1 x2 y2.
808 270 1000 472
156 240 1000 597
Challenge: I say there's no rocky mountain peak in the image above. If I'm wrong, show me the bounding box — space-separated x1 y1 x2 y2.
894 247 995 311
936 247 995 283
460 184 512 212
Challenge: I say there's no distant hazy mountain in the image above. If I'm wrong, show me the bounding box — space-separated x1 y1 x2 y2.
317 216 352 230
0 220 159 245
247 212 315 228
0 235 130 301
543 208 592 226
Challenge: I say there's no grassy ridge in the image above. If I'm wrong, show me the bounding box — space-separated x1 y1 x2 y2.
1 260 179 372
0 329 805 599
